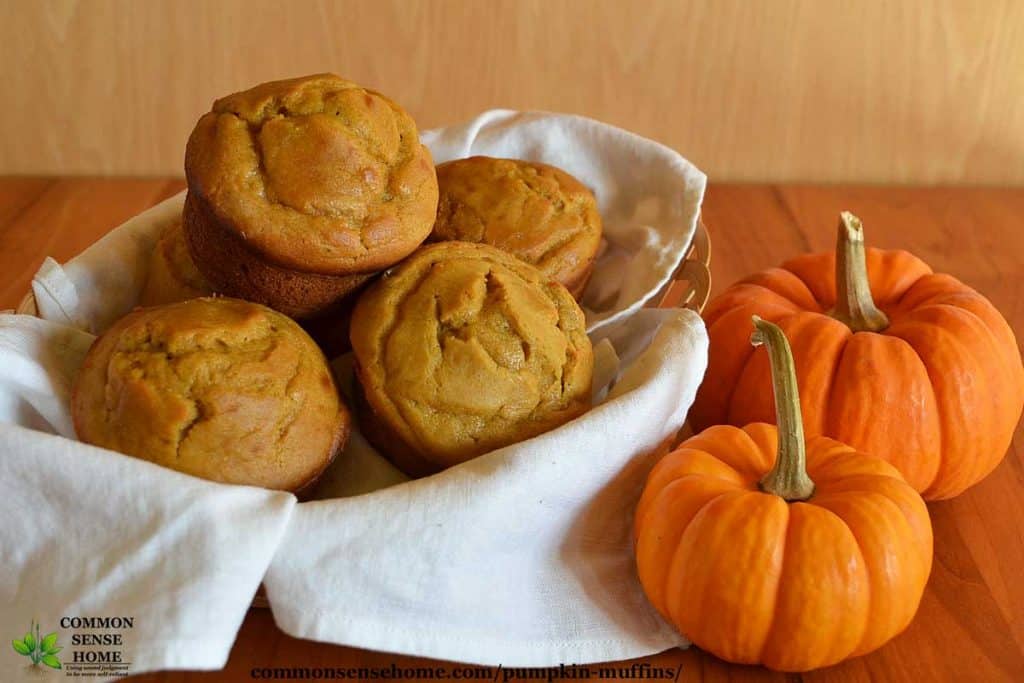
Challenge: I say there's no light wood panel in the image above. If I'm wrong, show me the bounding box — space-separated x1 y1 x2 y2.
3 179 1022 680
1 0 1023 183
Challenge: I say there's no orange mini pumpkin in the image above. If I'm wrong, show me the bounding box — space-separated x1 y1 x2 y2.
692 212 1024 499
635 318 933 672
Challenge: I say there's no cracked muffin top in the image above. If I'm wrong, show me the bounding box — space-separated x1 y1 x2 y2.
140 216 214 306
350 241 593 473
72 297 349 491
184 73 438 275
432 157 603 298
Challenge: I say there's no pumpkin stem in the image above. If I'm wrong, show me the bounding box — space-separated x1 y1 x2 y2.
752 316 815 501
830 211 889 333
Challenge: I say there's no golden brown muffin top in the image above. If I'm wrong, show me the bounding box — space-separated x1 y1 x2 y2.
351 242 593 470
185 74 438 275
433 157 603 295
140 217 213 306
72 297 348 491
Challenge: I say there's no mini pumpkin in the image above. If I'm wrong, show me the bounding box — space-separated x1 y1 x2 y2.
635 318 933 671
692 212 1024 499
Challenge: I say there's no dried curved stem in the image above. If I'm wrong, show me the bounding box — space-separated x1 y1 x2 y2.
752 316 815 501
830 211 889 333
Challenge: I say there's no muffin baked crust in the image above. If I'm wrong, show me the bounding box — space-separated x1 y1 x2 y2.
139 215 214 307
72 297 350 491
433 157 603 298
183 192 373 319
350 241 594 476
184 73 438 317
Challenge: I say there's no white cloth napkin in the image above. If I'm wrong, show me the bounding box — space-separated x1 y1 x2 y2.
0 110 708 678
266 309 706 666
0 422 296 676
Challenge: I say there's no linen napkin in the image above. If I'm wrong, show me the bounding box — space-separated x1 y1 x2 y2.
0 422 295 677
265 309 706 666
0 110 708 677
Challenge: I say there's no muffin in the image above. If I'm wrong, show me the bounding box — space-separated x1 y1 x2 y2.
183 73 439 319
72 297 350 491
350 241 594 476
139 216 214 306
432 157 603 298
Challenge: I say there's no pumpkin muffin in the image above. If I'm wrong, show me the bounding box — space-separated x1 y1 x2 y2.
72 297 350 491
139 216 214 306
350 241 594 476
183 73 439 319
432 157 603 298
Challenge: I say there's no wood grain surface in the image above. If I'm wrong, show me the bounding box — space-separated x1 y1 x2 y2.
1 180 1022 681
2 0 1024 184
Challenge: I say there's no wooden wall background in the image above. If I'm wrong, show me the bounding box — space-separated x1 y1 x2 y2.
2 0 1023 184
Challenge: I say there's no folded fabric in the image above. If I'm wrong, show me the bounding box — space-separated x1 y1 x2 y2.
0 110 708 677
0 421 295 679
266 309 707 666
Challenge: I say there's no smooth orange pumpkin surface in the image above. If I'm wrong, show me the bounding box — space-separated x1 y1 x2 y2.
692 212 1024 499
636 319 933 672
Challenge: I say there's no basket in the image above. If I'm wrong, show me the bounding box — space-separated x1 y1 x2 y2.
14 217 711 612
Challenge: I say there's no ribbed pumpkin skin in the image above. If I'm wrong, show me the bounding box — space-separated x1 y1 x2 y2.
634 423 933 672
692 248 1024 499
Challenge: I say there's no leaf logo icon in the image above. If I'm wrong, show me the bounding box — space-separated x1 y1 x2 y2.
11 620 61 669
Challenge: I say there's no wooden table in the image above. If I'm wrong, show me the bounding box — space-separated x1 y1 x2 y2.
2 180 1022 682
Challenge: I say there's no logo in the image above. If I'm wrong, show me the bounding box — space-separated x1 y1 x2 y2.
11 619 62 671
